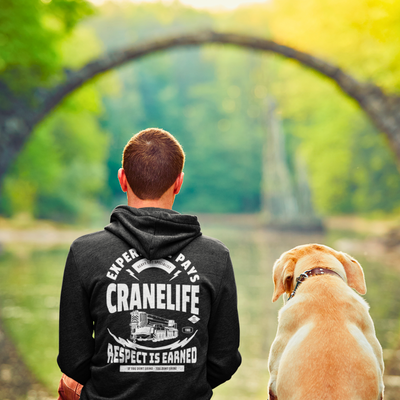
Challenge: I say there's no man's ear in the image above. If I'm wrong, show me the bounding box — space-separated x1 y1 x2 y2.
173 172 184 195
118 168 128 193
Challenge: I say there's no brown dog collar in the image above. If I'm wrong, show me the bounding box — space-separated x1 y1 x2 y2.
287 268 343 301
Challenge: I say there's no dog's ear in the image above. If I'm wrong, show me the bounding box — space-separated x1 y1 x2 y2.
272 256 296 302
337 252 366 295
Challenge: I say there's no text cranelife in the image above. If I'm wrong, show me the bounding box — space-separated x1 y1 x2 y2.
106 283 200 315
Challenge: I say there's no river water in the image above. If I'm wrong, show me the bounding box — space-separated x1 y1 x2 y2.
0 217 399 399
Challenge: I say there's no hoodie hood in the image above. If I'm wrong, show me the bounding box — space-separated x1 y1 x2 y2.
104 205 202 260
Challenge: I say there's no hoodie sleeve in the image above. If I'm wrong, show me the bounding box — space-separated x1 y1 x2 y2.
58 248 94 385
207 253 242 388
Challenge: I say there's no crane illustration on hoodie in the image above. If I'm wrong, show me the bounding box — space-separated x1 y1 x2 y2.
58 206 241 400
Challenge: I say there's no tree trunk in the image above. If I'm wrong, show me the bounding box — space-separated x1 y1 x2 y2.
0 115 33 186
1 30 400 186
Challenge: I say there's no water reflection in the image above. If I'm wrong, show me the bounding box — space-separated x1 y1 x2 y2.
0 222 399 399
0 246 67 391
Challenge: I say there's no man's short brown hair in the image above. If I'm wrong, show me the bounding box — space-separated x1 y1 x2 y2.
122 128 185 200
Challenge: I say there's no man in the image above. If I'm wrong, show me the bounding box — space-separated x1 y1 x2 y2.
58 128 242 399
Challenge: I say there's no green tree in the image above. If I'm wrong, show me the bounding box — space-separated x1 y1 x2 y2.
260 0 400 214
1 24 113 222
0 0 93 91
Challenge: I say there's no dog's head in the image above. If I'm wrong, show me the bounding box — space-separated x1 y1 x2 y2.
272 243 366 302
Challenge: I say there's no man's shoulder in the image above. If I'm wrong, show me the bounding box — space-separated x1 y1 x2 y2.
70 229 116 253
192 234 230 254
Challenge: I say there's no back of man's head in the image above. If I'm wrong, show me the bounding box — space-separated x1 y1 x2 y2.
122 128 185 200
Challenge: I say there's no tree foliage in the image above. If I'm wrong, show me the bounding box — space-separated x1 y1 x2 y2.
2 0 400 220
0 13 111 222
259 0 400 214
0 0 93 91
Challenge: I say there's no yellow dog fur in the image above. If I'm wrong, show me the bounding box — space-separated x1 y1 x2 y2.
268 244 384 400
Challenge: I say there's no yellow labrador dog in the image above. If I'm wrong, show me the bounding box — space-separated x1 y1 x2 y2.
268 244 384 400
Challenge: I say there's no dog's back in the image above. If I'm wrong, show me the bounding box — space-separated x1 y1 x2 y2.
268 244 384 400
274 277 383 399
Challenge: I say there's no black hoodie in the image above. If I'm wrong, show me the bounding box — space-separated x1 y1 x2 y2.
58 206 241 400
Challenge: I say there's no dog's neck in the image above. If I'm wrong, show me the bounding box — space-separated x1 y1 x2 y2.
288 267 344 301
293 253 347 282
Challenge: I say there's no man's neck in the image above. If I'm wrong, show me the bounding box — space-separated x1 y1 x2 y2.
126 188 175 210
